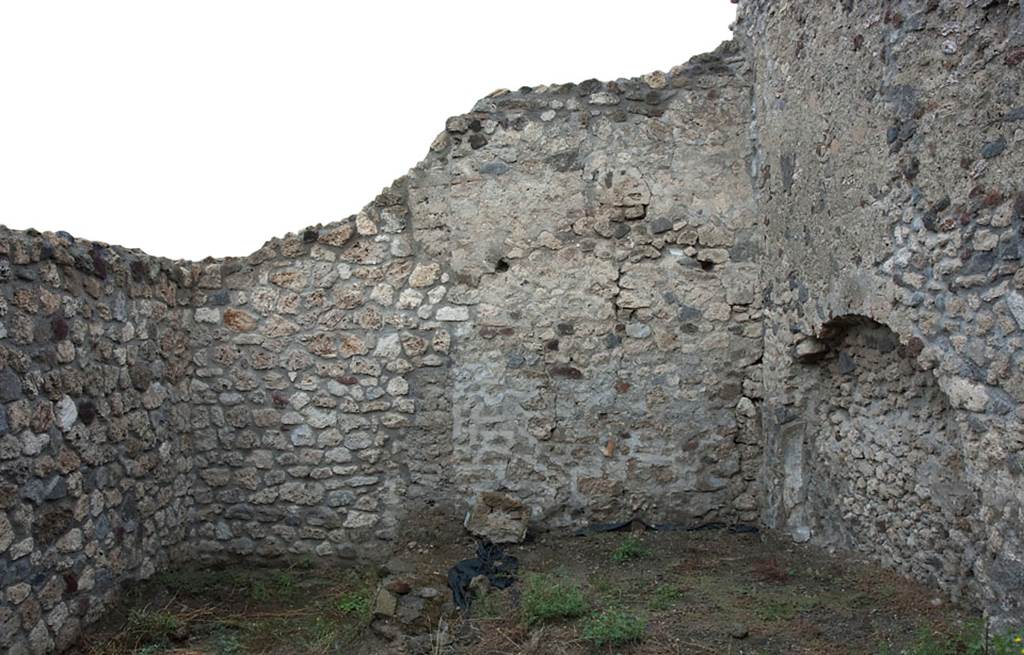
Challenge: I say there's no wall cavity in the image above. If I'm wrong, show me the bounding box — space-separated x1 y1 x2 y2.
739 0 1024 626
777 317 980 601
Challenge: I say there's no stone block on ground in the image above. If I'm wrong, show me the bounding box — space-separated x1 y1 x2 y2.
464 492 529 544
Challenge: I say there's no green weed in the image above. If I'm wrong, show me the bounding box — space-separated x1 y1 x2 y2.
250 570 298 602
648 584 684 611
125 608 181 646
336 588 372 623
521 572 588 626
611 535 651 563
581 609 646 648
906 620 1024 655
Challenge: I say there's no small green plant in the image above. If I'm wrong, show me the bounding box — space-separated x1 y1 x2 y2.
209 626 244 655
125 607 182 648
336 588 372 622
611 535 650 563
521 572 588 626
581 609 646 648
905 620 1024 655
992 628 1024 655
296 553 318 570
648 584 683 611
298 616 344 654
250 570 298 602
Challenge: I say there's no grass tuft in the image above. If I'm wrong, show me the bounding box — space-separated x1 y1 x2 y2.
336 587 372 622
581 609 646 648
521 572 588 626
904 620 1024 655
611 535 650 563
648 584 684 611
125 607 182 646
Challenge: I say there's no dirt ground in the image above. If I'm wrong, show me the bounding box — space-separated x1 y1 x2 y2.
72 527 990 655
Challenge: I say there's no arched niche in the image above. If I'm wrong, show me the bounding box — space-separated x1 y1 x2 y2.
786 315 981 598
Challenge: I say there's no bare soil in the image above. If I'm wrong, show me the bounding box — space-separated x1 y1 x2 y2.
72 527 981 655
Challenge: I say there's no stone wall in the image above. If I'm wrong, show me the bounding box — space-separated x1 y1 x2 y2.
738 0 1024 625
185 41 763 561
0 229 195 654
5 2 1024 650
786 317 978 599
1 43 767 653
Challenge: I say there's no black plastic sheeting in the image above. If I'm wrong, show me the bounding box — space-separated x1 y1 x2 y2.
572 519 760 537
447 541 519 611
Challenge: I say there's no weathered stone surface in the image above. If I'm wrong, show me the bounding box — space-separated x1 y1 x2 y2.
435 306 469 321
465 492 530 544
373 588 398 617
740 0 1024 627
0 223 195 654
223 308 257 332
0 513 12 552
2 4 1022 650
793 337 828 361
408 263 441 288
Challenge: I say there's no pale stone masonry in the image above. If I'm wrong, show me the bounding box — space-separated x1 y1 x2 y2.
2 1 1023 651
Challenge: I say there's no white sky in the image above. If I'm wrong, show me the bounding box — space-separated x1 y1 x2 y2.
0 2 736 261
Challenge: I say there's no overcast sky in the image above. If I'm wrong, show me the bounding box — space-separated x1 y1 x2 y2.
0 2 736 261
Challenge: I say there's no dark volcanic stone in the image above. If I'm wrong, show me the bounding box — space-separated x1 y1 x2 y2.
480 161 509 176
130 259 147 282
981 137 1007 159
51 316 69 340
207 289 230 306
649 217 674 234
0 368 22 402
78 400 97 426
34 504 73 545
780 152 796 193
90 246 108 279
549 366 583 379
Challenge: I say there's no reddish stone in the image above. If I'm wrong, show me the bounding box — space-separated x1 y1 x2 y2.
385 580 412 595
223 308 257 332
51 316 69 340
903 337 925 358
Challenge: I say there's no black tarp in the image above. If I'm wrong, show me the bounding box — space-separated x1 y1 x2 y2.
446 540 519 611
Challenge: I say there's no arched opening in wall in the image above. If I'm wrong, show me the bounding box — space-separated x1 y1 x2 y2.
794 315 980 597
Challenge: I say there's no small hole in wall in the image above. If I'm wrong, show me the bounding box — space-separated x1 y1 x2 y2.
699 260 715 272
495 258 510 273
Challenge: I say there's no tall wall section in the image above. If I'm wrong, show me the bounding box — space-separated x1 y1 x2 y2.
1 44 764 653
739 0 1024 623
187 42 763 560
0 230 196 653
